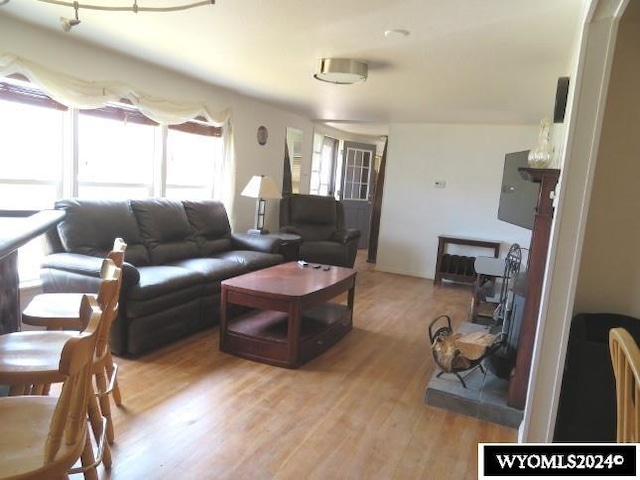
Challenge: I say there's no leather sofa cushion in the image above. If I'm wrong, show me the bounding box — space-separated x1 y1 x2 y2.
199 238 233 256
55 199 150 266
291 224 337 242
169 258 246 283
182 200 231 238
131 198 199 264
290 195 337 225
211 250 282 271
182 200 233 255
128 265 203 301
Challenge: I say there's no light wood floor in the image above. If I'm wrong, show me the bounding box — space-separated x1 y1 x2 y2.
103 253 516 480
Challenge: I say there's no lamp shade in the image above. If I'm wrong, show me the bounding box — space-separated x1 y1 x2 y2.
241 175 282 199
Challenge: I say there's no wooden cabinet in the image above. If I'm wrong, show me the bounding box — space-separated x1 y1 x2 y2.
434 235 500 285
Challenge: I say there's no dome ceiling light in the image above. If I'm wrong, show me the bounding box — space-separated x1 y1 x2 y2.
314 58 368 85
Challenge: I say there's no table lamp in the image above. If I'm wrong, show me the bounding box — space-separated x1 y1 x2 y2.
241 175 282 234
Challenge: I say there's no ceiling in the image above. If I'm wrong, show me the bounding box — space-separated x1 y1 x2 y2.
0 0 585 136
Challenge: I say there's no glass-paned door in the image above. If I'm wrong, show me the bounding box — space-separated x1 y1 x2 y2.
342 145 372 201
341 141 376 248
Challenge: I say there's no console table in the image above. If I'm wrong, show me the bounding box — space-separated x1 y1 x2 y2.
434 235 501 285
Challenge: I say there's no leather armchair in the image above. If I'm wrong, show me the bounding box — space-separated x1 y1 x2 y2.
279 194 361 268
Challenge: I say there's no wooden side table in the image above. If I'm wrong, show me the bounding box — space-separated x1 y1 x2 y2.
271 232 302 262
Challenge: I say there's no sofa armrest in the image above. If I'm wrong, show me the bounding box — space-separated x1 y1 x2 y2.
279 225 303 236
42 252 104 277
41 252 140 289
330 228 361 244
230 233 281 253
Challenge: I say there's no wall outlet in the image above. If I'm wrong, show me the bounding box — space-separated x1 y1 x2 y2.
434 180 446 188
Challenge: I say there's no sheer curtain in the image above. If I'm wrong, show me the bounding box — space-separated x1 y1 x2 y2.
0 52 235 215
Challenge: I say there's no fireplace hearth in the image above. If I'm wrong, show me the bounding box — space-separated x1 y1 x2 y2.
424 322 523 428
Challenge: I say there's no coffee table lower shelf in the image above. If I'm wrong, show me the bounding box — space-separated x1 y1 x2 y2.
222 303 352 368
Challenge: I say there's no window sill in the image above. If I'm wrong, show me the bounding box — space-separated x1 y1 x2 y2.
19 279 43 294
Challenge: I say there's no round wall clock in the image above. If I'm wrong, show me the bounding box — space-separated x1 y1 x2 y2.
257 125 268 145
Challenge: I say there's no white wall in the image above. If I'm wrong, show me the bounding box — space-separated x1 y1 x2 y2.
0 16 314 233
574 17 640 315
522 0 627 442
376 123 537 279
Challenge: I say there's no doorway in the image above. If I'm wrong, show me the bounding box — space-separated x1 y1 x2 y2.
340 141 376 249
310 130 386 257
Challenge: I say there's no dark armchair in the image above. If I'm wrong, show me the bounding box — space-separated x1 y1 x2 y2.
279 194 361 268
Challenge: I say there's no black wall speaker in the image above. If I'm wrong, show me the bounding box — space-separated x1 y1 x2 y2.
554 76 570 123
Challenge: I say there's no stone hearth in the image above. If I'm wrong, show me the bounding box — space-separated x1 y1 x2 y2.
424 322 523 428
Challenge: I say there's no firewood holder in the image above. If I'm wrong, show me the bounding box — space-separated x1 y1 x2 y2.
429 314 505 388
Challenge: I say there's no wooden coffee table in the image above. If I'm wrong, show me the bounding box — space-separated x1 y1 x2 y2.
219 262 356 368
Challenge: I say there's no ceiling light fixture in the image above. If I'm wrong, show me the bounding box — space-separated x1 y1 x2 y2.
314 58 368 85
24 0 215 32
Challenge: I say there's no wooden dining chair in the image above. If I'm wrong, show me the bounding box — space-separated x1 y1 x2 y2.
0 295 102 480
0 259 122 473
22 238 126 414
609 327 640 442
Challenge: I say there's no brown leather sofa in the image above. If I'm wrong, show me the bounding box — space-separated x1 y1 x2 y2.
41 198 283 357
279 194 361 268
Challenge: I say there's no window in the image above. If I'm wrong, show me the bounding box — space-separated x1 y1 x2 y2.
285 127 303 195
0 78 225 284
166 122 223 199
310 133 338 196
0 80 67 210
78 104 158 199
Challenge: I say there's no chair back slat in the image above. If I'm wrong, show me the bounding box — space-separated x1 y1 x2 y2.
45 295 102 463
107 237 127 268
609 327 640 443
93 259 122 362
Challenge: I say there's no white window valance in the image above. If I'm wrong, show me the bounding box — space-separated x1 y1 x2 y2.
0 51 237 221
0 52 229 125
